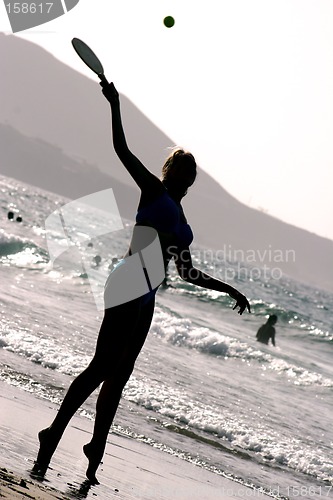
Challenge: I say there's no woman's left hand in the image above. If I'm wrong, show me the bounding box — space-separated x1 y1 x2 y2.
231 291 251 315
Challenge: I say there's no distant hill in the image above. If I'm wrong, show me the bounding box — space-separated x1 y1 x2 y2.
1 33 332 292
0 123 139 219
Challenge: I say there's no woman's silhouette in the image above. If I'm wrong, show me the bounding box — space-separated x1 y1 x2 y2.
33 82 251 484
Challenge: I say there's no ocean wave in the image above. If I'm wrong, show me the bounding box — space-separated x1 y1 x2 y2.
2 304 331 390
307 327 333 343
152 309 333 387
123 376 333 485
0 229 33 256
0 229 48 265
0 328 90 376
0 366 64 404
267 359 333 387
171 280 333 349
168 276 333 343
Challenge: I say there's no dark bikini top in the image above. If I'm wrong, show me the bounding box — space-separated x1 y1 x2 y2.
135 190 193 248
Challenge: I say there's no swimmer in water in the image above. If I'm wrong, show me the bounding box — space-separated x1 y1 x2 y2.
256 315 277 346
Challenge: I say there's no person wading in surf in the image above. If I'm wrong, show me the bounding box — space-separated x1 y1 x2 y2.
256 315 277 346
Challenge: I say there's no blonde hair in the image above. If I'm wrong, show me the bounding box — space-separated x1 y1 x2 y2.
161 148 197 181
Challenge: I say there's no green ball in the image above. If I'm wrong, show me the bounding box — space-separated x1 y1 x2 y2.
164 16 175 28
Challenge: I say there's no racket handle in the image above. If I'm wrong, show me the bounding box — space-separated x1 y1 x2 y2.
98 73 109 84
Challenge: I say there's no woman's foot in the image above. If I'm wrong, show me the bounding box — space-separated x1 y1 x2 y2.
31 427 58 475
83 443 102 485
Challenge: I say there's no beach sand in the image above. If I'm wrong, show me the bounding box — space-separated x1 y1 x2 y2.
0 381 267 499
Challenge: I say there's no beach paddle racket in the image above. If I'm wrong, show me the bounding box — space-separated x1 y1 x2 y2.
71 38 108 84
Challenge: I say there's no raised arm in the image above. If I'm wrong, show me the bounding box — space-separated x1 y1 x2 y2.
100 82 162 193
172 246 251 315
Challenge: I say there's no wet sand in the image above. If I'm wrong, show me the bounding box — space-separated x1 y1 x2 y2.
0 381 267 499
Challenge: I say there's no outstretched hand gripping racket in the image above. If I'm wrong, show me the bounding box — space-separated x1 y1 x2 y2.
71 38 108 84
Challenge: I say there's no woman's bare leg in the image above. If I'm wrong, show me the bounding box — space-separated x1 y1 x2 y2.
33 301 142 474
83 378 122 484
83 297 155 483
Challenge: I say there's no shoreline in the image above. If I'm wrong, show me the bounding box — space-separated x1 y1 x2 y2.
0 380 268 499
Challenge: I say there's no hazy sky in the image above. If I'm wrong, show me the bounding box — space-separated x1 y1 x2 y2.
1 0 333 240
